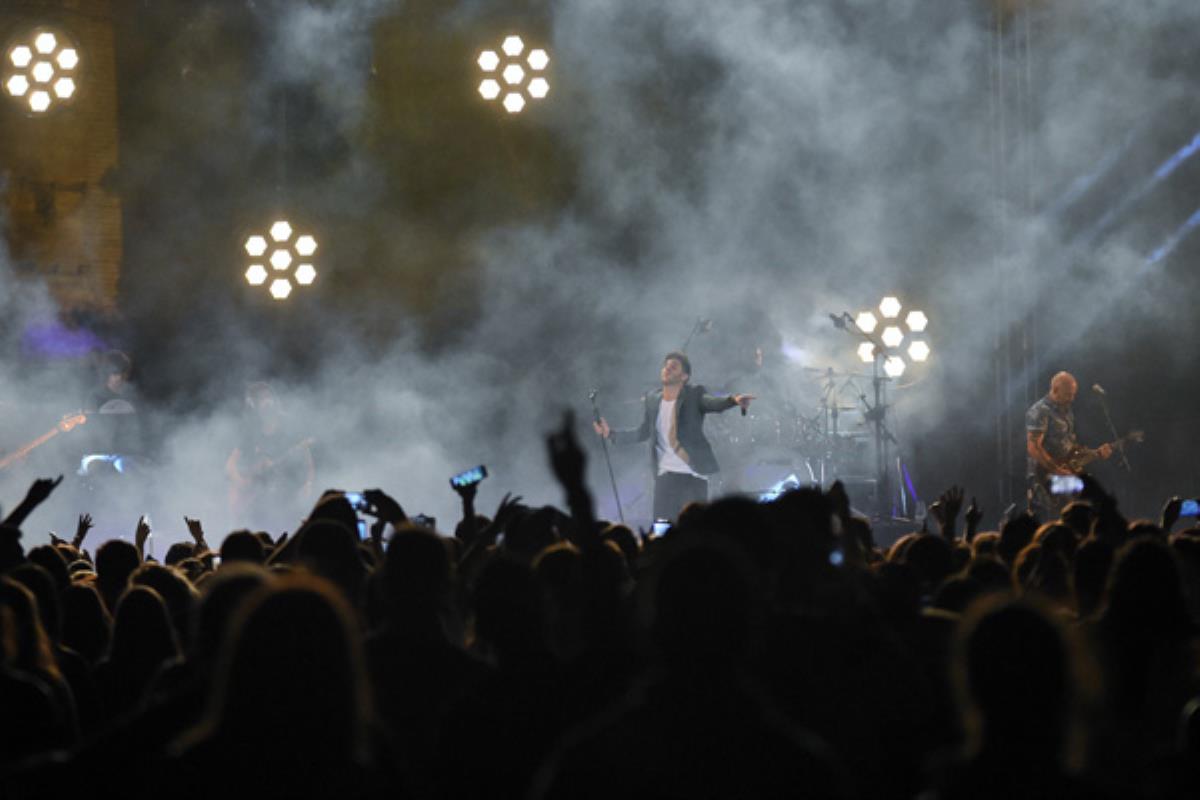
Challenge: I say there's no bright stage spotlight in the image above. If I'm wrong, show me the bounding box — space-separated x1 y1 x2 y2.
881 325 904 349
851 295 932 375
884 356 907 378
243 220 319 299
477 34 550 114
4 28 80 114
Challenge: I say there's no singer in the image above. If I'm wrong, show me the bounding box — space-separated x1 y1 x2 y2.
1025 372 1113 507
593 351 753 521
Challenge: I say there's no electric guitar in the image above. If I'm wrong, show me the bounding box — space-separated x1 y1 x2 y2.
228 437 315 518
1056 430 1144 474
0 412 87 472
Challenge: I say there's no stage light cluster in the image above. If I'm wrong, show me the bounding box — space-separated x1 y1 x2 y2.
477 35 550 114
4 29 79 114
852 296 932 378
243 221 319 300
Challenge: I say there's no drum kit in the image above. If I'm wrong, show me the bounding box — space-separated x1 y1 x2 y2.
709 365 879 500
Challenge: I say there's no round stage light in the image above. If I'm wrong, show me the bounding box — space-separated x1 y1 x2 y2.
245 264 268 286
478 79 501 100
294 263 317 285
854 311 878 334
905 310 928 333
269 220 293 242
502 35 524 57
879 296 902 319
857 342 876 363
31 61 53 83
908 340 930 362
245 235 268 257
502 64 525 86
881 325 904 349
527 77 549 99
477 50 500 72
476 35 550 115
4 29 81 114
10 46 32 68
242 220 319 299
269 278 293 300
269 249 293 271
294 235 317 257
6 74 29 97
884 356 907 378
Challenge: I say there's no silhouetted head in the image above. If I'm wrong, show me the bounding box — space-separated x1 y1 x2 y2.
472 554 547 665
61 582 110 665
965 556 1012 595
200 574 370 760
1034 523 1079 561
505 506 563 562
220 530 266 564
25 545 69 592
381 526 453 620
296 519 365 608
651 538 754 675
998 512 1038 566
190 563 272 661
1102 537 1192 635
600 524 640 570
108 585 181 673
0 577 58 679
8 564 60 642
95 539 141 611
164 541 195 566
932 575 984 614
130 562 197 636
956 597 1079 760
905 534 955 593
1059 501 1096 539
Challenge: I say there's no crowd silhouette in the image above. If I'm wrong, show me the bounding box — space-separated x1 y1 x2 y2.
1 412 1198 799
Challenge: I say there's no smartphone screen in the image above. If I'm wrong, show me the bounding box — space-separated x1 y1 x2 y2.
344 492 367 511
356 519 368 540
1049 474 1084 495
652 519 670 537
1181 499 1200 517
450 465 487 488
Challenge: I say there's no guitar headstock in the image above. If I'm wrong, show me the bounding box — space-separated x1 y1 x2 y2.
58 413 87 432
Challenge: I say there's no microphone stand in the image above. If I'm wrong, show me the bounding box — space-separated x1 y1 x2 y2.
1094 389 1132 472
589 390 626 523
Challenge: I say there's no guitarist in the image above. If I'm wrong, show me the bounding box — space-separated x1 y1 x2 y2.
1026 371 1112 512
226 382 314 529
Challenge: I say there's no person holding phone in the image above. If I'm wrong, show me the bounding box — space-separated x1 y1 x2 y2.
1026 371 1112 512
593 351 753 521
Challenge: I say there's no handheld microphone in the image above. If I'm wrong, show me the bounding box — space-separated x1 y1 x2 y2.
1092 384 1106 396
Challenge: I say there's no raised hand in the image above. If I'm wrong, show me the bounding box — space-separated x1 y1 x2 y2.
965 497 983 542
592 417 611 439
934 485 965 540
184 516 209 549
548 410 587 493
1161 496 1183 533
364 488 406 524
134 516 152 558
26 475 64 506
72 513 93 547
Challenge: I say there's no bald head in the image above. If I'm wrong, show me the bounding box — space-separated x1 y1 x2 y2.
1049 372 1077 405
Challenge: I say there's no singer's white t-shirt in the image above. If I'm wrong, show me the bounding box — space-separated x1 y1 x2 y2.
656 398 701 477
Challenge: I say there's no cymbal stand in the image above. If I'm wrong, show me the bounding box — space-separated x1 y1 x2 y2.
830 311 898 516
